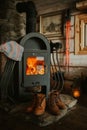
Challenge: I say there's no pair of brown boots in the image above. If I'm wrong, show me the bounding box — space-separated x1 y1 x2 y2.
47 90 66 115
26 93 46 116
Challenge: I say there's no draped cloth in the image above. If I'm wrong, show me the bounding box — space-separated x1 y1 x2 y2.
0 41 24 61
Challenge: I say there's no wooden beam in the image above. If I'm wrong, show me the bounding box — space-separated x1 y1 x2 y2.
76 1 87 10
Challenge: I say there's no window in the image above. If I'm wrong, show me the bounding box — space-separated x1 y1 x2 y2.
75 14 87 54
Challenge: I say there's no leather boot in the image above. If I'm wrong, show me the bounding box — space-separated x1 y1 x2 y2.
26 94 37 113
56 96 66 109
54 91 66 109
33 93 46 116
47 92 60 115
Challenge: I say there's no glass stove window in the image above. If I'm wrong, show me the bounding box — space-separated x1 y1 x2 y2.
26 56 45 75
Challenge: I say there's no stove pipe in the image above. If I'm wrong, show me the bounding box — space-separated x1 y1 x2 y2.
16 1 37 34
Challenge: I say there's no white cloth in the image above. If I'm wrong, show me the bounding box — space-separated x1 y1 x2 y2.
0 41 24 61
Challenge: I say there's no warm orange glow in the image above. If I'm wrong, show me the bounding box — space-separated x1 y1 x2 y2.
72 89 81 98
26 57 45 75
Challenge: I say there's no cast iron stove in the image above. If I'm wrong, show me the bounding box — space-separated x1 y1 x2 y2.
17 32 50 98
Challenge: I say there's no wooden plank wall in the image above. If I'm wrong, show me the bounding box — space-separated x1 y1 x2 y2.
45 13 87 80
0 0 87 80
28 0 87 80
30 0 75 15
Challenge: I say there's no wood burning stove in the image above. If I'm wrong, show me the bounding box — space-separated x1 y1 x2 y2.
17 32 50 98
15 1 50 99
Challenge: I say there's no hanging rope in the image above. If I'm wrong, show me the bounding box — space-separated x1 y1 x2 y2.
65 19 71 72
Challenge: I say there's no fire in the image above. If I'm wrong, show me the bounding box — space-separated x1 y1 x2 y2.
26 57 45 75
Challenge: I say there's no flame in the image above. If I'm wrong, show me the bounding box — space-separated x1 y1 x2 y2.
26 57 45 75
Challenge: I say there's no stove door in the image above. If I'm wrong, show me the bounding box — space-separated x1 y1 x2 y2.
26 56 45 75
22 50 50 87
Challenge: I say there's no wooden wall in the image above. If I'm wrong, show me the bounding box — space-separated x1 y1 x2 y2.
50 12 87 80
24 0 87 80
30 0 76 15
0 0 87 81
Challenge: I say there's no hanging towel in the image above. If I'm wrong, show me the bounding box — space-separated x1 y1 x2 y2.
0 41 24 61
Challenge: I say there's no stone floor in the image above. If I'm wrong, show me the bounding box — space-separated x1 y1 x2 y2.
0 94 77 127
28 94 77 126
0 94 87 130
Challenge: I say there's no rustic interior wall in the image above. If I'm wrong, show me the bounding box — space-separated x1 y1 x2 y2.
0 0 26 75
49 12 87 81
0 0 87 82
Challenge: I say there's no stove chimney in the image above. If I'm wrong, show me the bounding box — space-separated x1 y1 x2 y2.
16 1 37 34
